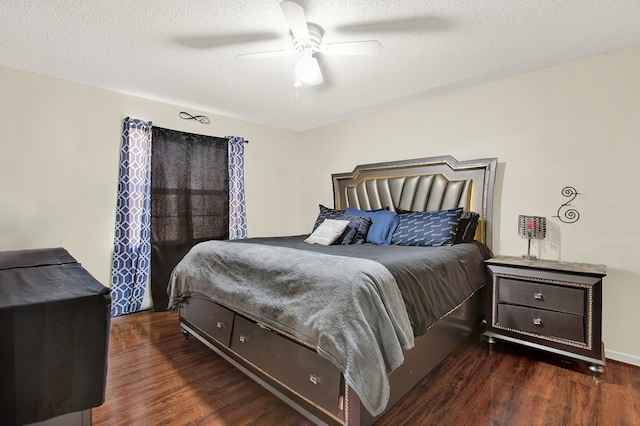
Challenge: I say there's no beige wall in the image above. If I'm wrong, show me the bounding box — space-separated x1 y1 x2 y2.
1 43 639 364
0 66 305 290
300 44 640 364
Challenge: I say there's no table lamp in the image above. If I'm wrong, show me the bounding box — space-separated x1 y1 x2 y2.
518 215 546 260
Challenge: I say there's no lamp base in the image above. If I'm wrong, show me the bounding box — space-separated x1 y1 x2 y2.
522 238 537 260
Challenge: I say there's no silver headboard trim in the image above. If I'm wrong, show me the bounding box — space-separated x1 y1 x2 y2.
332 155 498 251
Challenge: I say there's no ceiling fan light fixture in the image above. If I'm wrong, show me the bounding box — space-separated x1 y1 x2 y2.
295 54 323 86
236 1 379 87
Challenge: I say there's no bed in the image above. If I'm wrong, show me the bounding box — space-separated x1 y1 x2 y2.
168 155 497 425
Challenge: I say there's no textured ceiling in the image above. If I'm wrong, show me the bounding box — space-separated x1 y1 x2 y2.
2 1 640 132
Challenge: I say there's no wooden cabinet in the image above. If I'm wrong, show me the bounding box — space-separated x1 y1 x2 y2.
485 256 606 377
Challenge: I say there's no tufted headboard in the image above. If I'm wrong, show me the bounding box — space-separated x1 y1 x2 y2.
332 156 498 250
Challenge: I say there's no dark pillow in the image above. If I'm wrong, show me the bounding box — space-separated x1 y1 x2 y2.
391 208 463 246
395 207 413 214
453 211 480 244
345 207 399 246
312 204 345 232
336 215 373 245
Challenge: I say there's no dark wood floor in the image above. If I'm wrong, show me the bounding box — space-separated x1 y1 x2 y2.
93 311 640 425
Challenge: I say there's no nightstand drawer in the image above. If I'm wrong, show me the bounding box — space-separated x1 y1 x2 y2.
497 304 585 343
498 278 585 315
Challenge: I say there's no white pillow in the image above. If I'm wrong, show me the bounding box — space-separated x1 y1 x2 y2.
304 219 351 245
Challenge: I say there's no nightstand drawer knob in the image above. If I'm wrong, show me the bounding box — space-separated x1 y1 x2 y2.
533 318 543 326
533 292 544 301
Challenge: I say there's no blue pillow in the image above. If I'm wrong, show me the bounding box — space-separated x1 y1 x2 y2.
312 204 345 232
345 207 399 246
336 215 372 245
392 208 463 246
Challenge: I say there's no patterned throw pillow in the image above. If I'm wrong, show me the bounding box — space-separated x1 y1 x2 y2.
312 204 345 232
392 208 463 246
305 219 351 245
336 215 373 245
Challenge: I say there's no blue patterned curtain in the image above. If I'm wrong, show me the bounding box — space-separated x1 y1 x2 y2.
227 136 247 239
110 118 153 316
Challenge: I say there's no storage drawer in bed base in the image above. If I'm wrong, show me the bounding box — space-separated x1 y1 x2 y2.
179 297 235 347
179 288 485 426
231 316 343 416
180 320 344 426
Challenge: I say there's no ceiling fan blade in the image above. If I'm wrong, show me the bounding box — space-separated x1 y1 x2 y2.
279 1 309 39
176 32 282 49
236 49 294 60
321 40 382 56
337 16 452 34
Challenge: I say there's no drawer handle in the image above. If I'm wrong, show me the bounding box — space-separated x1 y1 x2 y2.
309 374 321 385
216 321 226 329
533 318 543 327
533 292 544 301
239 335 249 343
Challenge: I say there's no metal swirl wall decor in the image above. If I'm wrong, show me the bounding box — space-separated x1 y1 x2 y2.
179 111 211 125
553 186 581 224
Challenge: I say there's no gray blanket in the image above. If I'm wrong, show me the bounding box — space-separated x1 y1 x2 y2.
233 236 490 336
167 240 415 416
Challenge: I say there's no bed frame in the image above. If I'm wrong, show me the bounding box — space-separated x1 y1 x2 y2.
178 155 497 425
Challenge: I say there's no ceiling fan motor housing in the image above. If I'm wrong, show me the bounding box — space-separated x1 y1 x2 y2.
292 24 323 53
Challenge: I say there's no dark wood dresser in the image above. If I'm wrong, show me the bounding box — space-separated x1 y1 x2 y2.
485 256 606 377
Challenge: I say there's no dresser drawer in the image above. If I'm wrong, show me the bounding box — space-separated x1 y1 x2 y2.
231 316 341 414
498 277 585 315
497 304 585 343
179 298 235 347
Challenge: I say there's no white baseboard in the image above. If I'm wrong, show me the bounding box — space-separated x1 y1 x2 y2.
606 348 640 367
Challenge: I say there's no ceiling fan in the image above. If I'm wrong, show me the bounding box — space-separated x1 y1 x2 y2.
236 1 382 86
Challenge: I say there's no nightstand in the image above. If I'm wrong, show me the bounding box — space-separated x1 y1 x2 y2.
485 255 606 377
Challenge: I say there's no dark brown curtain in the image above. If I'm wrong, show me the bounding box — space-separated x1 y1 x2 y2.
150 127 229 310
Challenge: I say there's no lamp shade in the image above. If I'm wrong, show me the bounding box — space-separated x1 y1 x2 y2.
518 215 547 240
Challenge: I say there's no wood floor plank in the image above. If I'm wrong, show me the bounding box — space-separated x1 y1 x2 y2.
92 311 640 425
